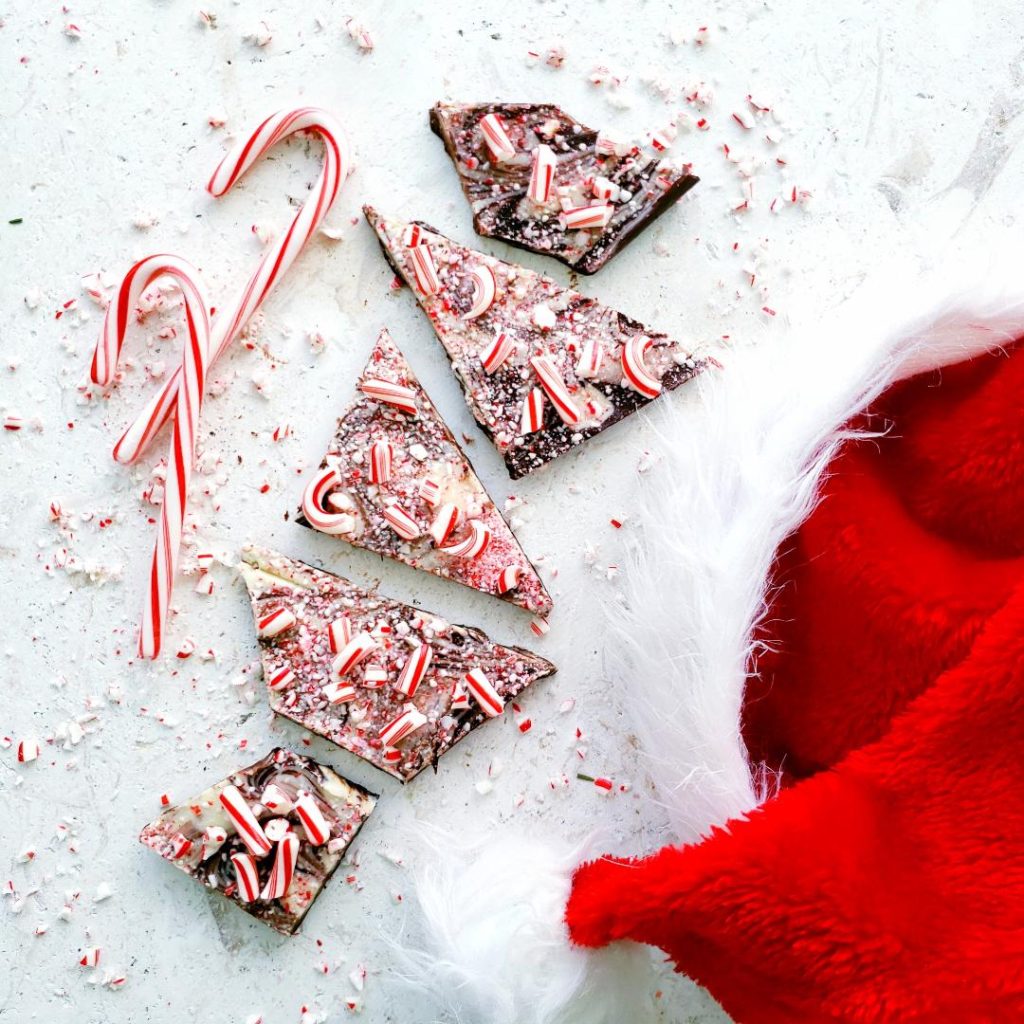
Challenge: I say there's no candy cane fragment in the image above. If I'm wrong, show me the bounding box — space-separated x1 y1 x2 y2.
382 501 421 540
479 113 516 161
260 833 299 900
231 852 261 902
332 632 378 677
327 616 353 654
480 331 515 374
559 205 613 230
169 833 193 860
200 826 227 860
395 643 432 698
528 144 557 203
261 784 294 815
369 440 394 484
359 378 418 416
379 706 428 747
576 338 605 378
450 682 471 711
294 791 330 846
219 785 272 857
267 666 296 692
621 336 662 399
439 520 491 559
530 617 551 637
363 664 389 688
497 565 521 594
409 243 440 296
418 477 442 506
463 265 497 320
323 681 358 704
79 948 101 968
465 668 504 717
429 503 460 546
17 738 40 763
530 355 582 426
258 607 297 638
302 466 358 536
520 388 546 434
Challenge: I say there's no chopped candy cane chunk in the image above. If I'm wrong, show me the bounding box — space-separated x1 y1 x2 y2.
260 833 299 900
395 643 432 698
429 503 460 546
219 785 271 857
359 378 418 416
528 144 557 203
480 113 516 161
621 335 662 398
260 784 294 815
332 632 378 677
520 388 545 434
480 331 515 374
465 668 504 717
530 355 581 426
231 852 260 901
294 791 330 846
559 204 613 230
463 265 497 320
17 738 40 763
379 706 428 746
267 666 295 691
497 565 521 593
323 681 358 704
328 616 353 654
369 440 394 484
258 607 297 638
382 501 421 540
439 520 491 559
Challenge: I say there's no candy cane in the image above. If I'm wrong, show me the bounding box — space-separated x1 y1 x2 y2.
463 266 497 320
258 607 297 638
497 565 521 594
369 440 394 484
395 642 432 698
559 205 613 231
621 335 662 399
439 520 491 559
91 256 212 659
302 466 359 535
428 503 460 546
220 784 272 857
359 378 418 416
260 833 299 900
327 616 353 654
530 355 582 427
480 331 515 374
231 852 261 902
479 113 516 162
379 706 428 747
294 791 330 846
528 144 556 204
465 668 504 717
110 108 351 465
332 632 378 677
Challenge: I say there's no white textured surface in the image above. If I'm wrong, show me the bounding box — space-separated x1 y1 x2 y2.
1 2 1021 1022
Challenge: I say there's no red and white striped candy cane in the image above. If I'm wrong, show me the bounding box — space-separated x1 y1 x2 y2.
110 107 351 465
91 255 212 659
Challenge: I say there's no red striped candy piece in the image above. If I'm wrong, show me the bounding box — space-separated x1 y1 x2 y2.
17 738 40 763
382 501 421 540
302 466 359 536
231 852 261 902
429 502 460 546
382 747 403 764
395 643 432 698
463 265 497 320
332 631 378 677
497 565 521 594
480 331 515 374
369 440 394 484
480 112 516 161
530 617 551 637
591 175 619 202
219 784 272 857
559 204 613 230
520 388 546 434
79 947 101 968
328 615 353 654
363 664 389 688
200 825 227 860
402 224 423 247
294 790 330 846
450 682 471 711
359 377 418 416
258 607 297 639
439 520 491 559
267 666 296 691
621 335 662 399
323 680 358 704
379 706 428 747
409 242 440 296
465 668 504 717
530 355 581 427
170 833 193 860
263 817 291 843
260 833 300 900
528 144 557 203
260 783 294 815
576 338 605 378
418 477 442 506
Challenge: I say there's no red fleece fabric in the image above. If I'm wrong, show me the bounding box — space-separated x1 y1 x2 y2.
567 342 1024 1023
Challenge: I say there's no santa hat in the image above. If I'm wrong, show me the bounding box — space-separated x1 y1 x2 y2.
390 241 1024 1023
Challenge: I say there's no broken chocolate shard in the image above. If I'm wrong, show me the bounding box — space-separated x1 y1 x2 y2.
295 328 552 616
430 101 698 274
139 747 376 936
240 546 556 783
365 206 707 479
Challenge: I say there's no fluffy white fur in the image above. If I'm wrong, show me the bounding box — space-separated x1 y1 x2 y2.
393 239 1024 1023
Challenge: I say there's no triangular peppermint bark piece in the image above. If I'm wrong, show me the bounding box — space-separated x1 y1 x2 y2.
365 207 706 479
138 747 376 936
295 328 552 617
240 546 556 783
430 102 698 274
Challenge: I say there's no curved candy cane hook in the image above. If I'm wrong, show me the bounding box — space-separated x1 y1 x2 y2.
111 107 352 464
92 255 212 658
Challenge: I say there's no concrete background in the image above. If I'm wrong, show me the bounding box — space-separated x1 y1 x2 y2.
2 1 1022 1021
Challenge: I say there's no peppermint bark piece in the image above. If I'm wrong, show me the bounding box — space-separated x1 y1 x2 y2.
429 102 699 274
365 207 706 479
296 328 552 617
138 747 376 936
240 545 556 783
